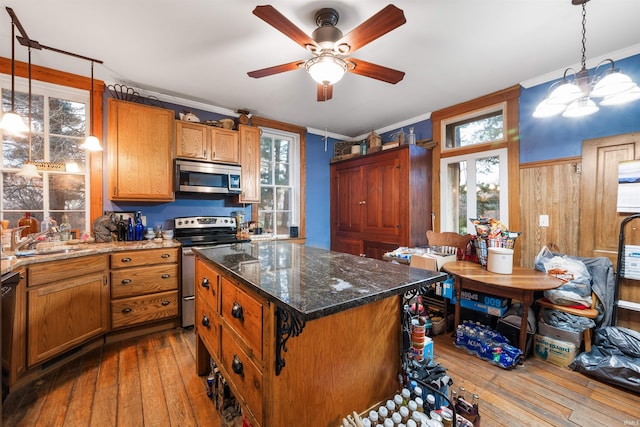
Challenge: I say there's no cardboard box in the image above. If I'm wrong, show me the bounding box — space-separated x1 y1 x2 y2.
533 334 579 367
453 290 510 308
459 298 508 316
537 318 584 349
424 336 434 362
435 276 454 299
410 253 457 271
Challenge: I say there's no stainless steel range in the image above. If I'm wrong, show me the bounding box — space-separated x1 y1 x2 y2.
174 216 248 327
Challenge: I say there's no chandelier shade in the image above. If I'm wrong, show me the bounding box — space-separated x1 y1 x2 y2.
533 1 639 119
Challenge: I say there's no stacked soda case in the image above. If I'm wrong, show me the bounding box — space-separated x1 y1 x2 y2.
455 321 522 368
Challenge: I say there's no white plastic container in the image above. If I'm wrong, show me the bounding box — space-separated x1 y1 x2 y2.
487 247 514 274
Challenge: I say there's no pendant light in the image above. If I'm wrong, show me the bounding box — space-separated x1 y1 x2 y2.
0 17 28 135
16 43 39 178
80 61 103 151
533 0 640 118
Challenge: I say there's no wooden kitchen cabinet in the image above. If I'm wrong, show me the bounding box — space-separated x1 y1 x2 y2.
26 255 109 367
175 120 239 164
110 248 180 330
108 99 175 201
237 124 261 203
2 268 26 387
330 145 432 258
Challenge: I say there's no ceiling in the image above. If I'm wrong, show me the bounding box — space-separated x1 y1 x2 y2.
1 1 639 139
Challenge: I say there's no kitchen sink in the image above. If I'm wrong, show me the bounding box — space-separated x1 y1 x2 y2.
15 245 87 257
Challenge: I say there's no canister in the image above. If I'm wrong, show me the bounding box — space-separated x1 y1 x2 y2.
487 247 514 274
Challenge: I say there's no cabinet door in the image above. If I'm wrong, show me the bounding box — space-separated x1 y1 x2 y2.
2 268 26 387
108 99 175 201
332 237 363 256
362 156 402 239
334 165 364 233
238 125 260 203
28 272 109 366
363 241 399 260
176 121 208 160
210 128 239 164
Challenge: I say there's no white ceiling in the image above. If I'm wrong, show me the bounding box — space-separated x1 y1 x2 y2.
1 1 639 139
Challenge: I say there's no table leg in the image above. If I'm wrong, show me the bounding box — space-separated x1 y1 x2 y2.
454 276 462 333
519 292 533 357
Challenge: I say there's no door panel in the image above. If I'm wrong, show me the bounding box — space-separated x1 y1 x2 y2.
334 166 363 233
363 157 401 238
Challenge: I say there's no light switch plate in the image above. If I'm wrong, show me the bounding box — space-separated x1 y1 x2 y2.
539 214 549 227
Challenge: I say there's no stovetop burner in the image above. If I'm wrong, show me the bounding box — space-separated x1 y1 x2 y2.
174 216 247 247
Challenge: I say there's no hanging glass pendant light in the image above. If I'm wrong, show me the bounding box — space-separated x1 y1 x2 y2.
0 18 28 135
533 0 640 119
80 61 103 151
16 44 39 178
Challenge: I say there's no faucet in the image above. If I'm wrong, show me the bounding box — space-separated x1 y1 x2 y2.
11 226 60 252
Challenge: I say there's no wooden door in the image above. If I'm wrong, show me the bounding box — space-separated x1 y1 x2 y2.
362 156 402 240
238 125 261 203
176 121 208 160
580 132 640 330
210 128 239 164
333 165 364 233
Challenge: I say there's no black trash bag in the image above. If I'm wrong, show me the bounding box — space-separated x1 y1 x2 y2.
571 326 640 393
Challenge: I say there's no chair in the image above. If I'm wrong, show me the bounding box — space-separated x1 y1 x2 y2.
536 292 599 352
426 230 473 257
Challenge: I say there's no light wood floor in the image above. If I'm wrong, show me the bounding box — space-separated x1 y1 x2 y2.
2 328 639 426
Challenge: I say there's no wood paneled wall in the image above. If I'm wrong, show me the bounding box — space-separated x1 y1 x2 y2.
519 157 582 267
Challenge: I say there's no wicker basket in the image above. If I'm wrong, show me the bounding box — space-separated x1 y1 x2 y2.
474 235 518 266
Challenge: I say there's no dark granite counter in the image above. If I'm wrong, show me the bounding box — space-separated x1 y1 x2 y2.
194 241 446 321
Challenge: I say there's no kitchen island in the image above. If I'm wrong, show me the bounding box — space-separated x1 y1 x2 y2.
193 241 446 427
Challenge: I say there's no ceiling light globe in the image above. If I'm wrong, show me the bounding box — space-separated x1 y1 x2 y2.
547 82 584 105
599 85 640 106
532 99 566 118
562 97 599 118
80 135 103 151
591 71 635 98
16 162 40 178
0 111 29 135
306 55 347 85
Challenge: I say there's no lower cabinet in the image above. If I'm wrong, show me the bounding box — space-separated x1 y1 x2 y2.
110 248 180 330
27 255 109 367
2 268 26 386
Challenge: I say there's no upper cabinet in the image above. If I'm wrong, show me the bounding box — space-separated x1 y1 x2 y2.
175 121 239 164
108 99 175 202
237 125 261 203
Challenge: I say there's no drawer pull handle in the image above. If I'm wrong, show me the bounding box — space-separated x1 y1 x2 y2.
121 279 132 285
231 355 244 377
201 277 210 289
161 300 170 306
161 274 170 279
122 307 132 314
231 301 244 321
161 253 171 259
201 314 210 327
121 257 132 263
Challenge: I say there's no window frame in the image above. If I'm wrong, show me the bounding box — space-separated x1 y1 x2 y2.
0 57 104 222
441 102 507 151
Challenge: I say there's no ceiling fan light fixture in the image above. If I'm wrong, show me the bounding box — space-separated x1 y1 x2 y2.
305 55 347 85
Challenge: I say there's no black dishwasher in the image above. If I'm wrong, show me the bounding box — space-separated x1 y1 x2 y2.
1 270 21 416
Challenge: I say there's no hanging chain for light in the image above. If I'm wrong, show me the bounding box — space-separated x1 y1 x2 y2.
580 2 587 71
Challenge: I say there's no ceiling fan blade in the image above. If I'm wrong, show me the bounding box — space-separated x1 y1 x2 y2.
335 5 406 55
347 58 405 84
247 61 304 78
253 5 318 51
317 83 333 102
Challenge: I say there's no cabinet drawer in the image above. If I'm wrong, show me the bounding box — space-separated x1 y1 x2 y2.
111 264 178 299
110 248 178 269
220 277 263 359
111 290 178 329
28 255 108 287
220 328 263 426
195 293 219 358
195 258 219 312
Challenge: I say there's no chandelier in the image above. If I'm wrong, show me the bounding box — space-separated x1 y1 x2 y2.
533 0 640 119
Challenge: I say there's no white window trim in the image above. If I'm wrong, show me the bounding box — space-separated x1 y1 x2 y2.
440 101 508 152
440 147 509 233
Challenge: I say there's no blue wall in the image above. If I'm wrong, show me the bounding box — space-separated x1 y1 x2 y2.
304 133 335 249
519 53 640 163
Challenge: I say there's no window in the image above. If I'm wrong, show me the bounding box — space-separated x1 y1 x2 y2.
441 148 508 234
258 128 300 237
443 104 505 150
1 76 91 233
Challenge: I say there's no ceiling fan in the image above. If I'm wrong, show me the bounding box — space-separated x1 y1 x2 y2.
247 4 406 102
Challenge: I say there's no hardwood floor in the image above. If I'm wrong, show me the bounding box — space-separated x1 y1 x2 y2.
2 328 639 426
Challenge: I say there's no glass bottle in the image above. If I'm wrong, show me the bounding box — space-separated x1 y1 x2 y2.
360 139 368 155
407 127 416 145
118 215 127 241
134 211 144 241
18 212 39 237
59 214 71 241
127 218 134 241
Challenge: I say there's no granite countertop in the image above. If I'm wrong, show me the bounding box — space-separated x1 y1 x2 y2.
1 240 181 275
194 241 447 321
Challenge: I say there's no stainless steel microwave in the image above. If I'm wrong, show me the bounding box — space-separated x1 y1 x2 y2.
174 159 241 195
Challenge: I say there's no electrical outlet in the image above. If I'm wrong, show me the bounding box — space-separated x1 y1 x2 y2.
539 214 549 227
